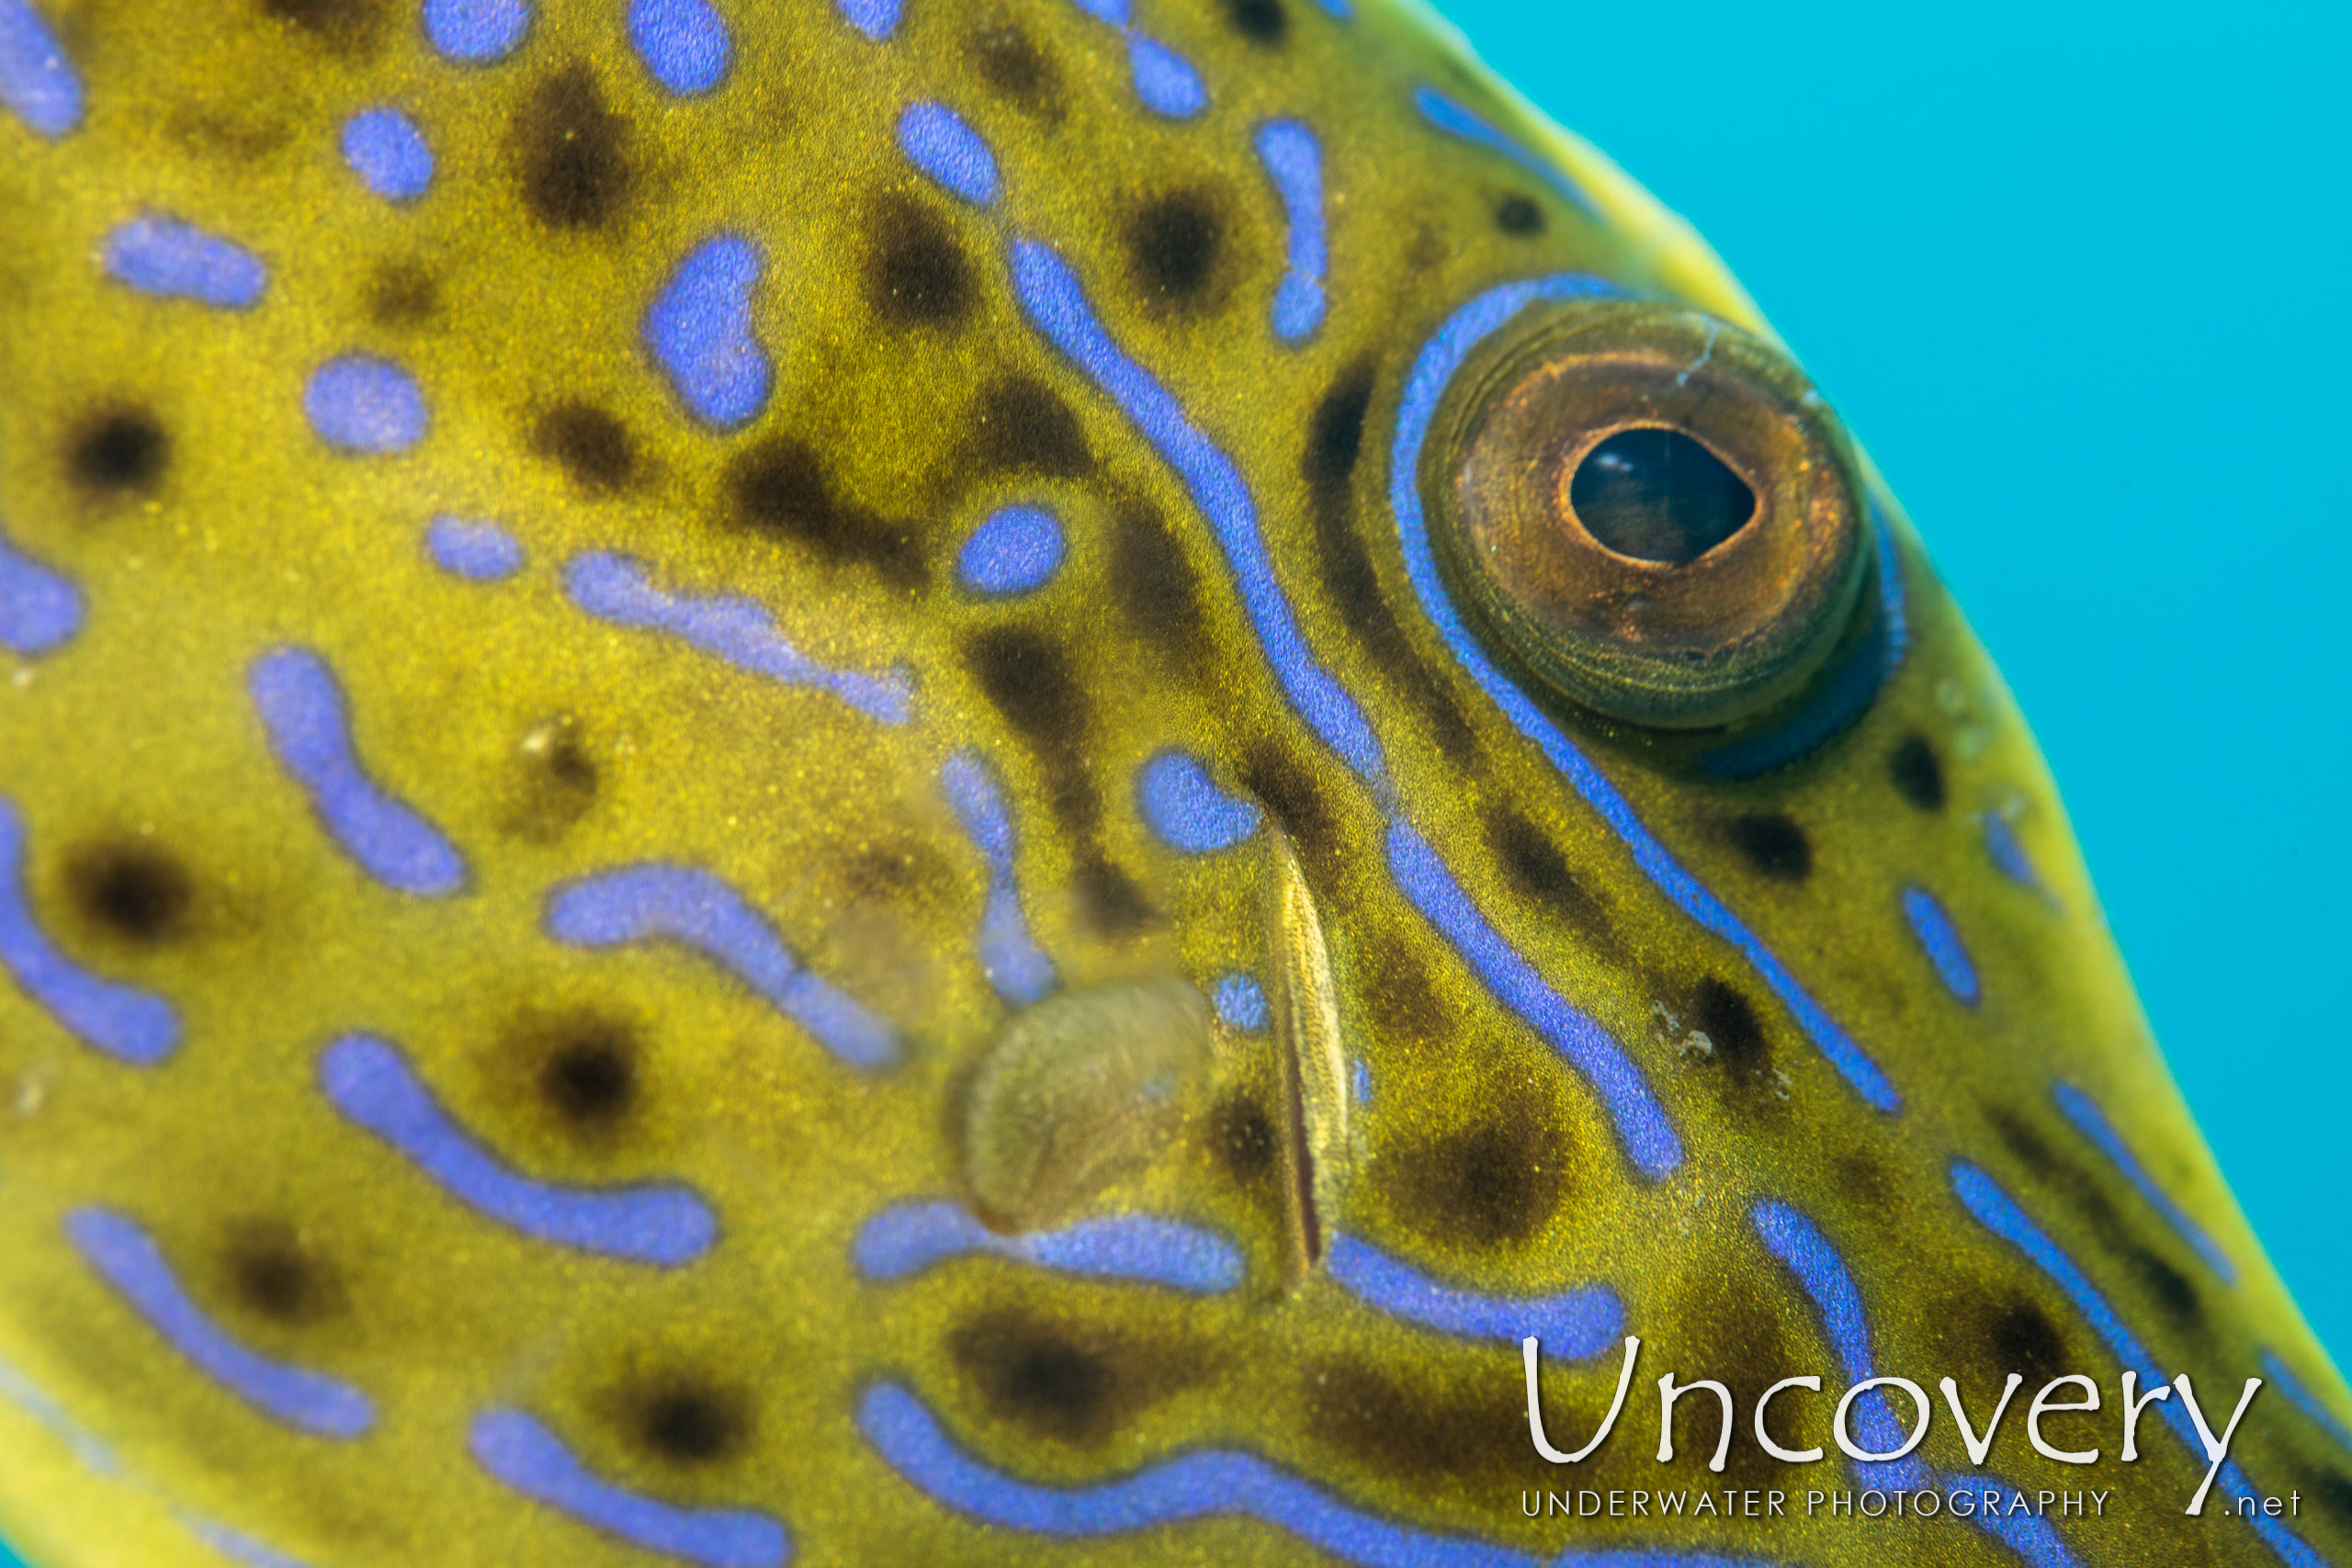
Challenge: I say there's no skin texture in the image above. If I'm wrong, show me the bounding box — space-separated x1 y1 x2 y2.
0 2 2346 1566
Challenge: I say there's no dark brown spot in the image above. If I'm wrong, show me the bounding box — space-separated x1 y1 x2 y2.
1306 1358 1544 1483
514 65 631 231
949 1309 1190 1447
1485 805 1608 935
1235 743 1337 873
1073 852 1157 935
1690 977 1769 1073
365 261 437 328
66 842 192 944
1126 190 1223 308
69 408 170 494
1109 500 1205 657
225 1222 342 1324
1391 1113 1566 1248
635 1381 749 1463
1496 195 1544 235
256 0 382 52
966 626 1091 757
867 195 974 327
970 376 1090 478
729 437 925 586
1227 0 1286 43
967 25 1062 118
1725 811 1811 881
1890 733 1946 812
1986 1298 2067 1386
1209 1092 1277 1182
532 402 637 493
538 1020 639 1130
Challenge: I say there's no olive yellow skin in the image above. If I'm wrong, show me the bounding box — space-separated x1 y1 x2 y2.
0 3 2346 1567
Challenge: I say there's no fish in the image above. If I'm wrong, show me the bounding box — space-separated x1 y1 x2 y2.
0 0 2345 1565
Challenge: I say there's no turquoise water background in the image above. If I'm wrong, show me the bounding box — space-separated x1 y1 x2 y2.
1444 0 2351 1362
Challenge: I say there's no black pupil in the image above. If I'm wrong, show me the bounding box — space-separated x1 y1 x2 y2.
1568 427 1756 564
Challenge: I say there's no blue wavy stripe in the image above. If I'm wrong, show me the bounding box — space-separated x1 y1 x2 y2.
2260 1350 2352 1450
1899 886 1978 1005
852 1201 1241 1293
66 1207 373 1438
1136 748 1260 853
472 1409 789 1567
1388 276 1898 1113
941 752 1057 1006
0 798 177 1064
2052 1082 2233 1282
546 863 898 1069
248 646 466 897
321 1034 718 1266
1254 119 1326 342
1952 1162 2330 1568
1410 87 1598 220
1326 1235 1619 1356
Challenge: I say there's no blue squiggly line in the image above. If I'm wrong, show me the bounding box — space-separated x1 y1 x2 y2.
1253 119 1326 342
472 1408 789 1567
66 1207 374 1438
1899 886 1978 1004
2052 1082 2233 1282
0 521 82 656
0 0 80 137
1389 277 1899 1114
248 646 466 897
546 864 898 1069
320 1034 718 1266
1411 87 1598 220
941 750 1057 1006
1325 1234 1620 1357
853 1201 1241 1293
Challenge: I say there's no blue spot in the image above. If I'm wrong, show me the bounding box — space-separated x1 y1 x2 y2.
853 1202 1241 1293
628 0 729 96
2052 1082 2233 1281
321 1035 716 1266
1953 1162 2327 1564
0 0 79 137
1390 276 1900 1114
471 1409 789 1568
563 553 910 724
1210 971 1265 1032
1125 33 1204 118
101 217 267 308
941 752 1057 1007
1325 1235 1621 1359
546 864 898 1070
1900 886 1977 1004
1253 120 1325 342
425 516 525 582
424 0 531 62
2261 1349 2352 1451
956 505 1064 597
1136 750 1259 854
835 0 899 41
1981 810 2041 889
1386 821 1681 1179
643 234 769 430
859 1383 1788 1567
1750 1200 1929 1489
65 1207 372 1438
0 522 81 655
247 646 466 897
1012 239 1385 784
340 108 434 202
1350 1057 1370 1105
898 101 998 207
303 356 427 455
0 801 175 1064
1411 85 1597 220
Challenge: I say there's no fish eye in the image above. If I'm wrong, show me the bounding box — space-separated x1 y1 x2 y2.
1424 299 1870 728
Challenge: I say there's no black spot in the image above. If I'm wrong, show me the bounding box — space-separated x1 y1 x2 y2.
67 842 192 944
1109 501 1205 656
365 261 437 328
2130 1250 2201 1325
537 1018 639 1130
1227 0 1286 43
1304 364 1478 758
1495 195 1544 235
1235 743 1338 873
1126 190 1223 307
1392 1114 1566 1248
635 1382 749 1463
729 437 925 586
514 65 631 231
1985 1101 2056 1177
2311 1469 2352 1530
1724 812 1811 881
1485 805 1607 935
1209 1092 1276 1182
256 0 382 52
225 1223 341 1324
966 626 1091 757
1073 852 1158 935
69 408 170 494
1689 977 1769 1073
970 376 1090 477
866 195 974 326
1986 1299 2068 1386
949 1310 1187 1447
1366 947 1444 1049
532 402 638 493
1889 733 1946 812
967 25 1062 118
506 715 598 842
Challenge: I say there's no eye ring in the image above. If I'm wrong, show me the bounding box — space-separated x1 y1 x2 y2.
1424 299 1869 729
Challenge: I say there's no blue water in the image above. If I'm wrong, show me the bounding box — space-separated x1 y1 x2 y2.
1446 0 2351 1364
